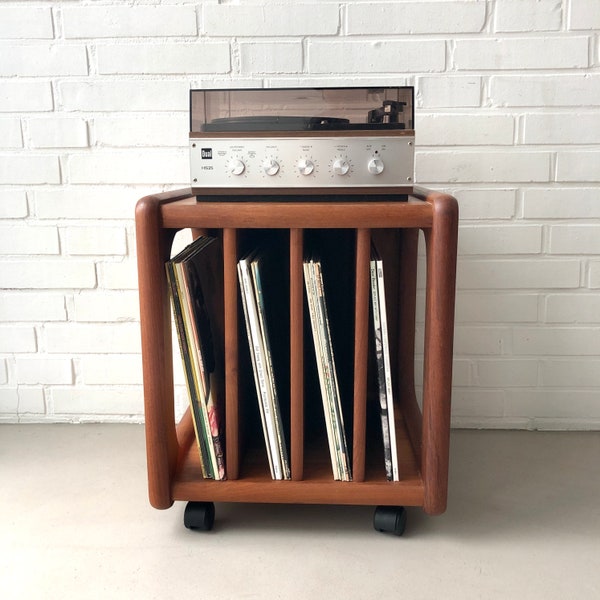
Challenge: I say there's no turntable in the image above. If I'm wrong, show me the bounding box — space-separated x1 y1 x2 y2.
189 86 415 196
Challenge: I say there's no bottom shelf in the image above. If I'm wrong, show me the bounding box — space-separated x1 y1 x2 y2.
172 409 424 507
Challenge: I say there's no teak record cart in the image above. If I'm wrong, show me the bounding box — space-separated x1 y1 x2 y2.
135 186 458 535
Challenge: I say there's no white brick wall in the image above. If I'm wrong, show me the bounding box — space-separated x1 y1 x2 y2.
0 1 598 430
0 155 61 184
346 2 487 34
61 5 198 38
28 118 88 149
97 43 231 75
494 0 562 33
0 44 88 76
0 6 54 39
0 119 23 148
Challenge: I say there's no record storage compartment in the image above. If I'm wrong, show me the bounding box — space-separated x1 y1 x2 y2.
135 187 458 531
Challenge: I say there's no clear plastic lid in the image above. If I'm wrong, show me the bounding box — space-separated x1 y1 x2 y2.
190 87 414 133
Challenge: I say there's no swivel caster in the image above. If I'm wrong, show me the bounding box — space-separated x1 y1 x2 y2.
373 505 407 536
184 501 215 531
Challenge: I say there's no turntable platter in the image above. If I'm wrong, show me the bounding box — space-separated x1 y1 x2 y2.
202 115 350 132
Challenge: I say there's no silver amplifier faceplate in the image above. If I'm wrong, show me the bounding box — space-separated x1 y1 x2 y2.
190 136 414 188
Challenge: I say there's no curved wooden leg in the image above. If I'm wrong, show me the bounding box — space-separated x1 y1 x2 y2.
421 192 458 515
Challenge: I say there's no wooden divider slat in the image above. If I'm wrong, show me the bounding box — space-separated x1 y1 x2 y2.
223 228 239 480
289 228 304 480
352 228 371 483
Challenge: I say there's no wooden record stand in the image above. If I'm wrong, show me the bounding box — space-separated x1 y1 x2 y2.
135 186 458 535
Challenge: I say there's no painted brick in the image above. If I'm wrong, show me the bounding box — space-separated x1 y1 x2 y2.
15 388 46 415
239 42 303 74
34 187 143 220
309 40 446 73
0 81 53 112
0 45 88 77
0 361 8 385
458 225 542 255
494 0 562 32
97 260 138 290
476 359 539 387
556 151 600 182
62 6 197 38
347 2 486 34
63 226 127 256
569 0 600 30
0 327 37 353
454 327 512 356
590 262 600 289
0 6 53 39
541 360 600 387
523 113 600 144
417 76 481 108
505 390 600 419
417 114 514 146
0 119 22 148
16 358 74 385
523 188 600 219
0 190 28 219
174 390 188 425
454 293 539 323
94 116 188 148
45 323 141 354
0 387 46 418
458 260 580 290
416 151 551 183
172 343 186 387
454 360 472 387
59 81 189 112
203 5 339 36
0 225 59 255
549 225 600 254
514 327 600 355
453 189 516 220
0 293 66 322
80 354 143 385
534 417 600 430
545 294 600 323
72 291 139 322
97 43 230 75
52 386 143 416
451 389 505 418
490 74 600 107
0 389 18 412
455 37 589 70
28 118 88 149
68 150 188 185
0 155 60 185
171 229 194 257
0 260 96 289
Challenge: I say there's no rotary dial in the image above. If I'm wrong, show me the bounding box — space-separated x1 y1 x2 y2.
332 158 351 176
297 158 315 176
368 158 385 175
262 158 280 176
228 158 246 176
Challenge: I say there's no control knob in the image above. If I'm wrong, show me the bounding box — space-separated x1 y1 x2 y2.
228 158 245 176
368 158 385 175
262 158 280 176
332 158 350 176
297 158 315 176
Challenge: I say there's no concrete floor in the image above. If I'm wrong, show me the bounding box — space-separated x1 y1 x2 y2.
1 425 599 599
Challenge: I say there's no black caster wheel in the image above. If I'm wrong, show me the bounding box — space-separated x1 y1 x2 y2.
373 506 407 536
184 501 215 531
